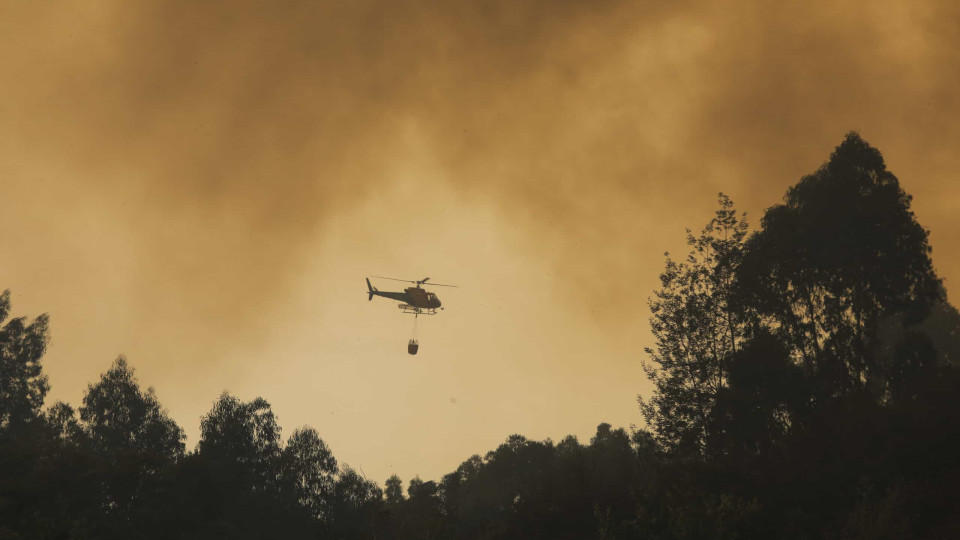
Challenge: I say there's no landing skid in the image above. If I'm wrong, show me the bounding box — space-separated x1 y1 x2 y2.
398 304 438 315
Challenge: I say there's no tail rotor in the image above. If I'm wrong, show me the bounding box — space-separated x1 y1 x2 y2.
366 278 377 301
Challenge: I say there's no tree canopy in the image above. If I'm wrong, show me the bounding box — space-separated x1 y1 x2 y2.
0 289 49 432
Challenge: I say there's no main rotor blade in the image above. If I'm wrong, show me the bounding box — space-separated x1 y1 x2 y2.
370 275 417 283
370 275 458 287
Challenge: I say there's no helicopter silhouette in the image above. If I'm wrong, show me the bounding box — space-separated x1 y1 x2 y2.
365 276 456 315
366 276 457 355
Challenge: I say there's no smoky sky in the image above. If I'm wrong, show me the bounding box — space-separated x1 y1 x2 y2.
3 0 960 480
6 0 960 311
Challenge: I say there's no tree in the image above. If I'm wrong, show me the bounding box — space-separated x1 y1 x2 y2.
404 476 443 540
0 293 98 539
587 424 641 537
328 466 384 539
44 401 83 443
638 133 960 538
385 474 404 504
179 393 319 539
439 455 487 540
78 356 185 529
198 392 283 490
712 330 807 461
80 356 185 460
738 132 942 401
640 194 751 456
280 426 337 520
0 289 50 432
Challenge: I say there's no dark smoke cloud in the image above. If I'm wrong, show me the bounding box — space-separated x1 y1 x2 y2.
3 0 959 339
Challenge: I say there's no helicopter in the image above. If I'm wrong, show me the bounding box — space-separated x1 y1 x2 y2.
366 276 456 315
366 276 457 355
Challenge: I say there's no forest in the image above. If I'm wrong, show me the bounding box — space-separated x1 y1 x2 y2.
2 133 958 539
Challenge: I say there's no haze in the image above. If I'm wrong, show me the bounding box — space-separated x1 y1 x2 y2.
2 0 959 483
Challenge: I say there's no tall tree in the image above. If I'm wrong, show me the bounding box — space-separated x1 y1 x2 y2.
385 474 404 505
80 356 185 459
0 292 59 538
280 426 338 520
640 194 751 456
404 476 443 540
0 289 50 431
78 356 185 528
198 392 283 490
588 423 638 525
180 393 319 539
639 133 960 538
328 466 384 539
738 132 942 400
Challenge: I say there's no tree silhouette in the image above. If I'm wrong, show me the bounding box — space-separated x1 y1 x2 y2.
403 476 442 539
80 356 185 459
738 132 942 402
164 392 321 539
280 426 338 521
328 466 384 539
0 292 64 538
712 329 806 461
70 357 184 535
0 289 50 432
385 474 404 505
641 132 960 538
198 392 282 489
640 194 751 457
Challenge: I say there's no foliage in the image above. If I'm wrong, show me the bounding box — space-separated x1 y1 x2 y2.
80 356 185 459
640 132 960 538
0 289 50 432
281 427 338 520
640 194 750 456
739 132 942 400
385 474 404 504
199 392 283 481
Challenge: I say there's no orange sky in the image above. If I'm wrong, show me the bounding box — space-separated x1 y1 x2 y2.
2 0 959 483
